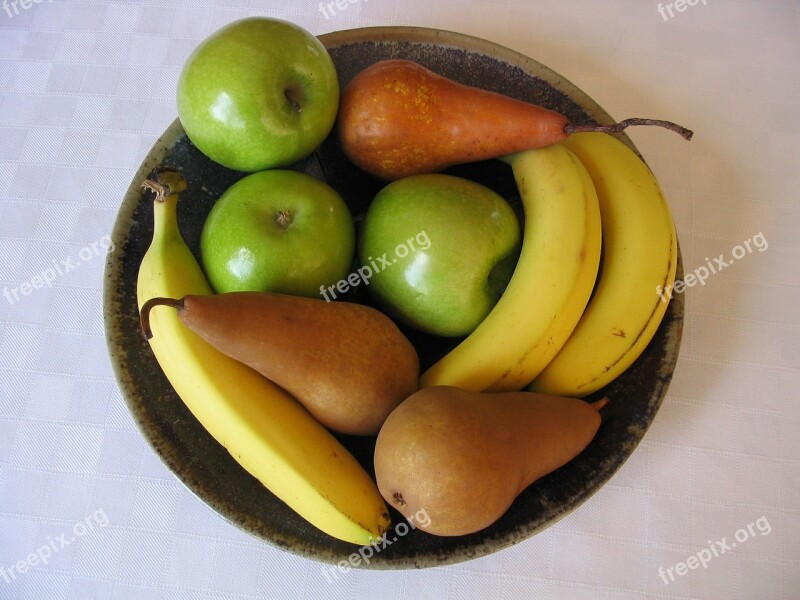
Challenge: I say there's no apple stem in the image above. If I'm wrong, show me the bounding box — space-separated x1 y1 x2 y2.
275 210 294 230
565 118 694 141
140 297 185 340
284 87 302 113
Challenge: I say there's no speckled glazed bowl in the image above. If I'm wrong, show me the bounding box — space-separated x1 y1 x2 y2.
103 26 683 568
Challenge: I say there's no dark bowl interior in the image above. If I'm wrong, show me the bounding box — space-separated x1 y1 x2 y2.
103 26 684 568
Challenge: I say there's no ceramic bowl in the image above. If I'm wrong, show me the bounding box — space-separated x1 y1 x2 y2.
103 26 683 568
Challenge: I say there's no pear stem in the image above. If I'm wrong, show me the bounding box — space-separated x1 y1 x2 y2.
566 118 694 141
591 397 610 411
140 297 185 340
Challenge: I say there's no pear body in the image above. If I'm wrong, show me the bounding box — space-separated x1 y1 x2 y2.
176 291 419 435
338 59 570 180
374 386 603 536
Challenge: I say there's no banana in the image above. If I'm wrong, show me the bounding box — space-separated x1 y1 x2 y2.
530 132 678 397
419 145 601 392
136 171 389 545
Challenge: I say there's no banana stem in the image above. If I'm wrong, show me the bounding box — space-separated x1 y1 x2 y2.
141 169 187 202
566 118 694 141
140 297 185 340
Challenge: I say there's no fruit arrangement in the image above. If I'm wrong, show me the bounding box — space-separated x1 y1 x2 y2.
132 18 689 549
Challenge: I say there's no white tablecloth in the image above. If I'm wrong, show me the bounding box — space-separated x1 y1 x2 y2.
1 1 798 598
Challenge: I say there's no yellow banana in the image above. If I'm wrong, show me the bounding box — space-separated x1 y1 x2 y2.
136 172 389 545
530 132 678 397
420 145 601 392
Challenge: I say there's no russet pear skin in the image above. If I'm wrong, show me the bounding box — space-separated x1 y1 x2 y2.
151 291 419 436
338 60 693 181
338 59 570 181
374 386 605 536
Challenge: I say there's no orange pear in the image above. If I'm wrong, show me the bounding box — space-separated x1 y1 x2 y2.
338 59 693 181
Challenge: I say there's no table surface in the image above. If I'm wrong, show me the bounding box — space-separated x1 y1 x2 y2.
1 1 798 599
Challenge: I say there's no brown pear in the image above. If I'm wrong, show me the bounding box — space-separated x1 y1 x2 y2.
140 292 419 435
338 59 693 181
374 386 606 536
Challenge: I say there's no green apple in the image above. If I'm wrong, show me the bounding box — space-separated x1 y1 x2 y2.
359 174 521 337
201 170 355 297
177 18 339 172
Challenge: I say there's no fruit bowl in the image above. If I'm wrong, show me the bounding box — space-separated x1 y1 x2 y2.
104 26 683 568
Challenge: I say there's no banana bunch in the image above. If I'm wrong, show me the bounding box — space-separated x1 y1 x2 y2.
420 132 677 397
420 144 602 391
136 172 389 545
531 133 678 396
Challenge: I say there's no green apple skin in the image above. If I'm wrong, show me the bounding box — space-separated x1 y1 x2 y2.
201 170 355 297
177 18 339 172
359 174 521 337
